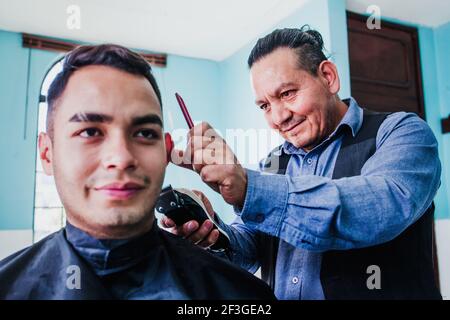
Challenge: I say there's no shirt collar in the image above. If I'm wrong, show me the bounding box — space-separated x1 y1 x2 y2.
281 97 363 155
65 220 160 276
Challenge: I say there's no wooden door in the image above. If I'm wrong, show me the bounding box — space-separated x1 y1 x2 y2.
347 11 425 119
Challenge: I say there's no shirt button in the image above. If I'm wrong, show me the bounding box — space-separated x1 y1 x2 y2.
307 158 313 165
292 276 299 284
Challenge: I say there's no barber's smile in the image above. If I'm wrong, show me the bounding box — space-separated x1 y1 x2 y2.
94 182 145 200
281 119 305 135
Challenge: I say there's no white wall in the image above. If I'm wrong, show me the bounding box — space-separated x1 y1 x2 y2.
0 229 32 260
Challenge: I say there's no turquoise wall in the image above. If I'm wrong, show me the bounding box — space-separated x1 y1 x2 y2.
0 30 58 230
433 21 450 219
418 25 450 219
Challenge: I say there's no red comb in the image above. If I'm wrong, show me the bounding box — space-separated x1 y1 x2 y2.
175 93 194 129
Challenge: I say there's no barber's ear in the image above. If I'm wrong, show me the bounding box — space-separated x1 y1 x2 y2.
318 60 340 95
38 132 54 176
164 133 174 164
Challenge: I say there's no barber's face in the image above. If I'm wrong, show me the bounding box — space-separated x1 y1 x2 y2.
250 47 341 150
39 65 169 238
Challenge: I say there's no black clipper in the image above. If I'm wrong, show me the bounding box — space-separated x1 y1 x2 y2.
156 185 230 252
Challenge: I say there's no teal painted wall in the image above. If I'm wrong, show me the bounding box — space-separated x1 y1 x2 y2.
152 55 226 218
433 21 450 219
0 30 59 230
418 25 449 219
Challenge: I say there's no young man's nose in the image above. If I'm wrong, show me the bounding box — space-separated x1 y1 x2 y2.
102 136 138 171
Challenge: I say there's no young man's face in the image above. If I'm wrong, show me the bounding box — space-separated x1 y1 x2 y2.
39 65 169 238
250 47 343 150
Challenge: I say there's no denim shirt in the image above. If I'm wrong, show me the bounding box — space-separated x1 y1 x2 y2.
219 98 441 300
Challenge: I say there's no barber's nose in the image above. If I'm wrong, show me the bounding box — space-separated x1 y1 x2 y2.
102 135 138 171
271 104 292 127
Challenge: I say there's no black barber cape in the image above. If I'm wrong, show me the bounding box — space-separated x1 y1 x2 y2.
0 221 275 300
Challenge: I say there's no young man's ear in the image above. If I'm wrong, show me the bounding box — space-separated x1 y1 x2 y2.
38 132 54 175
164 132 174 164
318 60 340 95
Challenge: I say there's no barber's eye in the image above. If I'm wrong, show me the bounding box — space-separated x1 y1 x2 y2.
79 128 101 138
135 129 158 140
259 104 268 111
281 90 295 98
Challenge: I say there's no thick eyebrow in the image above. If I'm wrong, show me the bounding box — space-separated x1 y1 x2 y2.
69 112 113 123
254 82 298 105
131 114 163 128
68 112 163 128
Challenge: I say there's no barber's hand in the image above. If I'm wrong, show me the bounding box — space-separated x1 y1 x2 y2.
160 190 220 249
170 122 247 208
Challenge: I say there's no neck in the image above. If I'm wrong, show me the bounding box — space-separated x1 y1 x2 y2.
66 215 155 240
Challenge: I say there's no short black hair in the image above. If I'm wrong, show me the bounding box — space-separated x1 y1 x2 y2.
46 44 162 138
247 25 328 75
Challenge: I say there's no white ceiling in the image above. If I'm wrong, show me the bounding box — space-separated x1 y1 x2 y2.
0 0 309 61
0 0 449 61
346 0 450 28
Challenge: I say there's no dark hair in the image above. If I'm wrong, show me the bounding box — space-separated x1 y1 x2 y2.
247 25 328 75
46 44 162 137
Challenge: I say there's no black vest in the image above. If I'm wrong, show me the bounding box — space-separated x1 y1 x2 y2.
259 110 441 299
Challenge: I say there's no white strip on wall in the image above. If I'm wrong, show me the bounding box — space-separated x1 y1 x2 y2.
0 229 33 260
436 219 450 300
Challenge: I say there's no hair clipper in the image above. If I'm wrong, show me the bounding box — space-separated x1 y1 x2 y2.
156 185 230 252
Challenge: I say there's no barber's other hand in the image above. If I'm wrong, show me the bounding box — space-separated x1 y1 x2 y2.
170 122 247 208
160 190 220 249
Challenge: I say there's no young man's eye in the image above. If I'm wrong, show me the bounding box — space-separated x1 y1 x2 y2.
79 128 102 138
135 129 159 140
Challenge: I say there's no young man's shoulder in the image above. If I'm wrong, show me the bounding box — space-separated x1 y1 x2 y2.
158 227 276 300
0 230 64 298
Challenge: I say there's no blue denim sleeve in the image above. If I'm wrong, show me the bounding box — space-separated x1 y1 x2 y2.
235 113 441 252
214 214 261 273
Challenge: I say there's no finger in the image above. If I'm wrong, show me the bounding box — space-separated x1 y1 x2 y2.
198 229 220 249
199 164 229 185
170 148 194 170
188 122 222 143
189 136 217 156
187 219 214 244
192 190 215 219
192 149 219 171
161 216 175 228
168 220 199 237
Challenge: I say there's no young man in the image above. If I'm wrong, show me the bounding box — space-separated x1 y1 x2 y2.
165 26 442 299
0 44 275 300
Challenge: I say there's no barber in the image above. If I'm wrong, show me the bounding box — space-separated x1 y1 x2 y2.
163 26 442 300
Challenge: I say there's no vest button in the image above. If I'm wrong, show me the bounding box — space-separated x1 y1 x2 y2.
292 276 299 284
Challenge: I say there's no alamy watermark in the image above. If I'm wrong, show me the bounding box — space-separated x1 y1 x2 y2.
66 265 81 290
366 5 381 30
66 5 81 30
366 265 381 290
